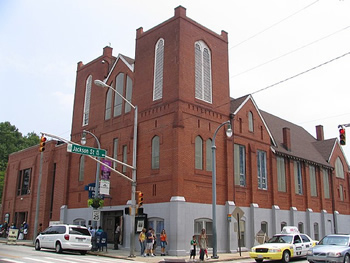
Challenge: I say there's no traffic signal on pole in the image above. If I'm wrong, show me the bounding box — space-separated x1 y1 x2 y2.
137 191 143 208
339 127 346 145
39 136 47 152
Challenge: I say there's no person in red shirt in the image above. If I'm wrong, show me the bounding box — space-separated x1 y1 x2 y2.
160 229 168 256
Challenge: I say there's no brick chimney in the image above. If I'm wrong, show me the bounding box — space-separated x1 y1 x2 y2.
283 127 291 151
316 125 324 141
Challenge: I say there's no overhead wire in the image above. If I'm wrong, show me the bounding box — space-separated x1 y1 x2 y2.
229 0 319 50
231 25 350 78
251 50 350 95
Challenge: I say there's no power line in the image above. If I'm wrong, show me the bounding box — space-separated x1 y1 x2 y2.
251 50 350 95
229 0 319 50
231 25 350 78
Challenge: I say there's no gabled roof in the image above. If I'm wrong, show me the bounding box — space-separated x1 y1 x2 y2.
312 138 337 162
230 95 276 147
261 110 331 168
105 53 135 82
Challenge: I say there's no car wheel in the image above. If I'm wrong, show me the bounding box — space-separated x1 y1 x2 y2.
35 240 41 251
282 250 290 263
255 259 263 263
55 242 62 253
80 250 87 255
344 254 350 263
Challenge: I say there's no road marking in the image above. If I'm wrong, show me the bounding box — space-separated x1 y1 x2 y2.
2 259 26 263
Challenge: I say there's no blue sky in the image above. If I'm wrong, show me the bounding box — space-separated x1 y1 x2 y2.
1 0 350 161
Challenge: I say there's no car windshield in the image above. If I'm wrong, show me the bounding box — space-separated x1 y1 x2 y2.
267 235 293 244
319 236 350 246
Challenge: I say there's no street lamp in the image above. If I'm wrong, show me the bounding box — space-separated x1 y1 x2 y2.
94 79 138 257
211 120 232 258
81 130 101 226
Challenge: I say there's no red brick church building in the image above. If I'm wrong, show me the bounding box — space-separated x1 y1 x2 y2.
2 6 349 255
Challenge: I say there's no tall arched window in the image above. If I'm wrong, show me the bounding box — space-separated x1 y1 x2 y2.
125 76 133 113
195 136 203 170
114 73 124 117
206 139 212 171
152 136 160 169
248 111 254 132
105 88 112 120
153 38 164 101
195 41 212 103
83 75 92 126
79 155 85 181
335 157 345 178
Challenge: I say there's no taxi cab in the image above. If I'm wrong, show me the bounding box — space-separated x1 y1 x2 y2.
249 226 317 263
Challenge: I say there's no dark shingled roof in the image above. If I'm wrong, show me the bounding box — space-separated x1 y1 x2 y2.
119 54 135 65
312 138 337 163
260 110 331 167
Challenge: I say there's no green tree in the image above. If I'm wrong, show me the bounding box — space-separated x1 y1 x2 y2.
0 122 40 203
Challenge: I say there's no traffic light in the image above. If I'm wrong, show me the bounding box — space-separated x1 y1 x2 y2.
39 136 47 152
137 191 144 208
339 127 346 145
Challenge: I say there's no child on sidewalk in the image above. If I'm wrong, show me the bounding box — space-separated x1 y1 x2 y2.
190 235 197 260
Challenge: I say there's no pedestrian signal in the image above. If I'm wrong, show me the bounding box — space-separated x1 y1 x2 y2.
339 127 346 145
39 136 47 152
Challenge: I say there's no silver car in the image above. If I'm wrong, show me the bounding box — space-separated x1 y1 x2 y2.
307 234 350 263
35 224 92 255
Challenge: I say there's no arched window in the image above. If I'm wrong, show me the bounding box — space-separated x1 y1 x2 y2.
148 217 164 244
194 218 213 248
248 111 254 132
114 73 124 117
195 136 203 170
152 136 160 169
73 218 86 226
281 222 287 231
314 223 319 240
79 155 85 181
261 221 268 236
195 41 212 103
83 75 92 126
125 76 133 113
113 138 118 169
335 157 345 178
298 222 304 233
105 88 112 120
206 139 212 171
153 38 164 101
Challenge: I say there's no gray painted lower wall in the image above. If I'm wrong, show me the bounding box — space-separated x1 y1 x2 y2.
60 198 349 256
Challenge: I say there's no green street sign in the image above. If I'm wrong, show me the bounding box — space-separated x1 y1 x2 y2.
67 144 106 158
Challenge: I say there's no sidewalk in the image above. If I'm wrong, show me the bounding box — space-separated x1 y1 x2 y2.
0 238 250 263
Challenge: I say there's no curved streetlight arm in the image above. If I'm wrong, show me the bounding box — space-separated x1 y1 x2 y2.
83 129 101 149
94 80 136 109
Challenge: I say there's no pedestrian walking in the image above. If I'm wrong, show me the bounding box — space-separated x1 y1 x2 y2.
199 228 209 261
145 228 155 257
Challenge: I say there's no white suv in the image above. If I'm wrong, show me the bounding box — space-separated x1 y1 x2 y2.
35 224 92 255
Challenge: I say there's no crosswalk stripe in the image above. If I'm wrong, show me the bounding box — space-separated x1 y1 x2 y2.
23 257 53 262
1 259 26 263
43 257 72 262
